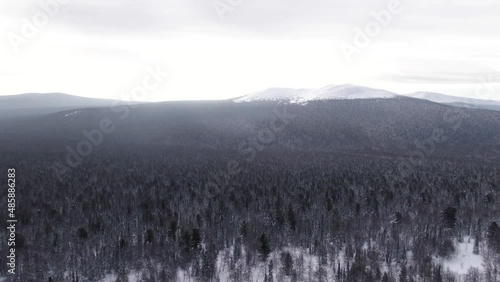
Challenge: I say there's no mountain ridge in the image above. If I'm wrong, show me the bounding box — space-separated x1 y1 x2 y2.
234 84 500 111
0 92 126 119
234 84 399 103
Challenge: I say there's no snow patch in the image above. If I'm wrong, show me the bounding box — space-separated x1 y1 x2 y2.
96 238 488 281
97 273 117 282
64 110 79 117
95 270 143 282
434 236 484 275
235 84 398 103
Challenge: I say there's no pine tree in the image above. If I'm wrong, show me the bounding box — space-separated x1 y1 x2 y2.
382 272 390 282
168 220 177 241
473 234 480 255
77 227 88 240
473 219 481 255
287 204 297 231
399 265 407 282
487 222 500 252
259 233 271 261
144 228 154 244
268 260 274 282
442 207 457 229
281 251 293 276
433 265 443 282
117 268 128 282
437 239 455 258
191 228 201 250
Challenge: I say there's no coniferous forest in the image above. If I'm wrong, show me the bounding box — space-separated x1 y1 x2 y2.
0 98 499 281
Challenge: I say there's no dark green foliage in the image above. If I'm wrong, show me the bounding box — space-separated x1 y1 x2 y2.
399 265 407 282
259 233 271 261
437 239 455 259
119 238 127 249
77 227 88 240
287 204 297 231
433 265 443 282
191 228 201 250
281 251 293 276
442 207 457 230
487 222 500 252
144 228 154 244
180 229 191 252
168 220 177 241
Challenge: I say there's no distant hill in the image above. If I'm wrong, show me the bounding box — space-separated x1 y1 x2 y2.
405 91 500 111
0 93 125 119
1 86 499 162
1 97 499 162
2 86 499 122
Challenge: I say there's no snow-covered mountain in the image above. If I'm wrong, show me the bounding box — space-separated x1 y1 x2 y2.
235 84 500 111
234 84 399 103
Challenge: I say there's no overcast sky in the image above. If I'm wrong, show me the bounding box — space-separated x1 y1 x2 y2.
1 0 499 101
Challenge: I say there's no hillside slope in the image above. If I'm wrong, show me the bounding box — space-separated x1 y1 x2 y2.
1 97 499 161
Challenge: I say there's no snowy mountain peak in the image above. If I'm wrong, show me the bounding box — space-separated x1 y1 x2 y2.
235 87 310 102
235 84 399 103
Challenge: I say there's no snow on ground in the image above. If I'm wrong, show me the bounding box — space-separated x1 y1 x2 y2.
97 237 487 281
64 110 80 117
126 270 143 282
234 84 398 103
96 270 143 282
235 88 310 102
434 236 484 275
174 245 339 282
97 273 117 282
